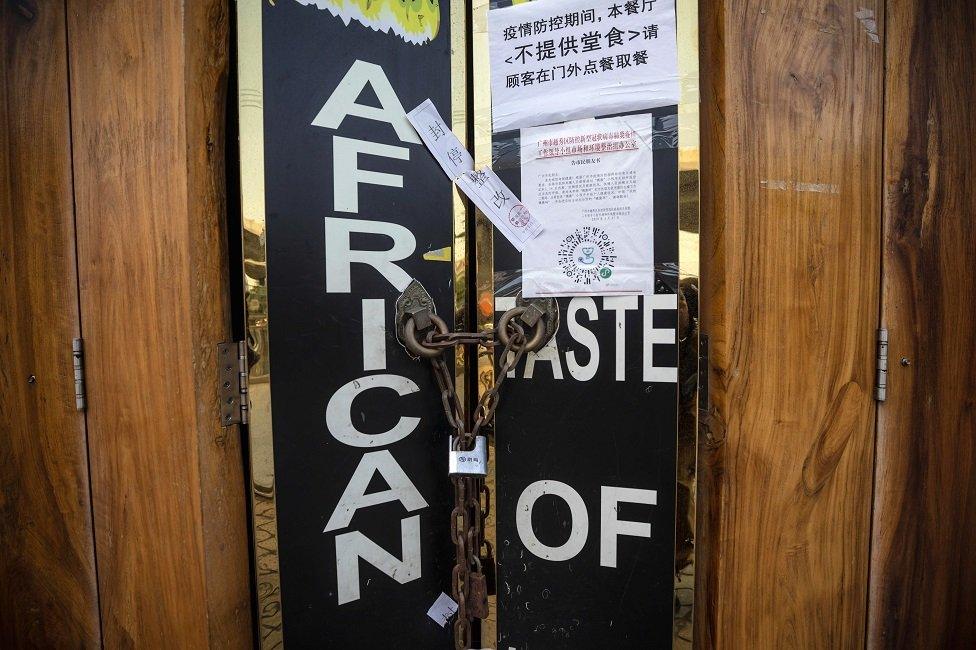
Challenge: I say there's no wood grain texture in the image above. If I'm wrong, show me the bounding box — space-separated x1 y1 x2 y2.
697 1 883 647
65 0 252 646
868 2 976 647
0 2 101 647
184 1 254 645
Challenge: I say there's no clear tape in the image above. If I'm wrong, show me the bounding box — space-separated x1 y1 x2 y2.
483 0 687 300
491 112 679 171
493 262 681 298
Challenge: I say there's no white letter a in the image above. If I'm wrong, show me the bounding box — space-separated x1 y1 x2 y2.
323 450 427 533
312 60 420 144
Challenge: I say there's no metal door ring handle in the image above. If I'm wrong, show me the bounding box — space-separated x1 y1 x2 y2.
403 313 449 358
496 307 545 352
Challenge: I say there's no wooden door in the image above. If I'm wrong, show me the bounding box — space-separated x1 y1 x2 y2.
868 2 976 647
0 3 100 646
697 0 884 646
4 1 976 647
65 0 252 645
2 1 252 646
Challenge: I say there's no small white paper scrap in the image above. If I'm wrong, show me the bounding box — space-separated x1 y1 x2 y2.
457 167 543 252
427 592 459 628
407 99 473 180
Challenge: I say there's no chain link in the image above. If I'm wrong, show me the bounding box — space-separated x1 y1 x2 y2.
404 307 541 650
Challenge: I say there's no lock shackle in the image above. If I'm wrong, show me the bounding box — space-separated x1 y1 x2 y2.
403 313 449 358
496 307 545 352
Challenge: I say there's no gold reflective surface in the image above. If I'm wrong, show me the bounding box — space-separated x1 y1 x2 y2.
451 0 471 441
471 0 497 644
674 0 700 646
237 0 283 647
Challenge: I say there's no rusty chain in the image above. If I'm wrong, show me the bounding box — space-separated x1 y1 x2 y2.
402 305 547 650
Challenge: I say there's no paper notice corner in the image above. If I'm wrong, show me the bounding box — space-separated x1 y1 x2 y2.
426 592 458 628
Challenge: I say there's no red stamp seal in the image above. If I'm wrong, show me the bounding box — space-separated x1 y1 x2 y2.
508 204 531 228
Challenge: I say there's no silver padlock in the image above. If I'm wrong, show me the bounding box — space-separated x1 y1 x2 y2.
449 436 487 476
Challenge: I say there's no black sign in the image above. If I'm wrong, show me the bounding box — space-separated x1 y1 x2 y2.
491 108 680 648
257 1 680 646
262 1 457 645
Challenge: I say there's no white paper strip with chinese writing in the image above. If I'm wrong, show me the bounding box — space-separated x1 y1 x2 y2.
406 99 474 179
408 99 542 251
458 167 543 252
488 0 679 132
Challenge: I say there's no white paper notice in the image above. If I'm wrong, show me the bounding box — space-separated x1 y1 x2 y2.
458 167 543 252
407 99 473 179
521 115 654 297
426 592 459 628
488 0 679 132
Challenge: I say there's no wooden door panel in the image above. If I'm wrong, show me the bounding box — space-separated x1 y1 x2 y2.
65 1 251 645
869 2 976 647
0 1 100 646
697 1 883 646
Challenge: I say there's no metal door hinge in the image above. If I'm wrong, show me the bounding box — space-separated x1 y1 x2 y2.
72 338 86 411
218 341 249 426
874 328 888 402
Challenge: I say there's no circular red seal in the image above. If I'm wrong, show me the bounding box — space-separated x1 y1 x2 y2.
508 204 531 228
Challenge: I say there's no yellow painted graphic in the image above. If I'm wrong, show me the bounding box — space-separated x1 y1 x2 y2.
423 246 453 262
297 0 440 45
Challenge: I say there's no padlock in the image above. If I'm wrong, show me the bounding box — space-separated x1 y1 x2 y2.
467 572 489 619
448 436 487 476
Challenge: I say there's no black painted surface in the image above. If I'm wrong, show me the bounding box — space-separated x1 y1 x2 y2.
260 2 679 646
263 2 456 646
493 106 679 649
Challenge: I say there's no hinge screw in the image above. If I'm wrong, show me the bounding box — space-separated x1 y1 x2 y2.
27 374 36 384
14 0 37 22
900 357 911 367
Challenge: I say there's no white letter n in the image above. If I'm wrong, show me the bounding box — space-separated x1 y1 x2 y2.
334 515 421 605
